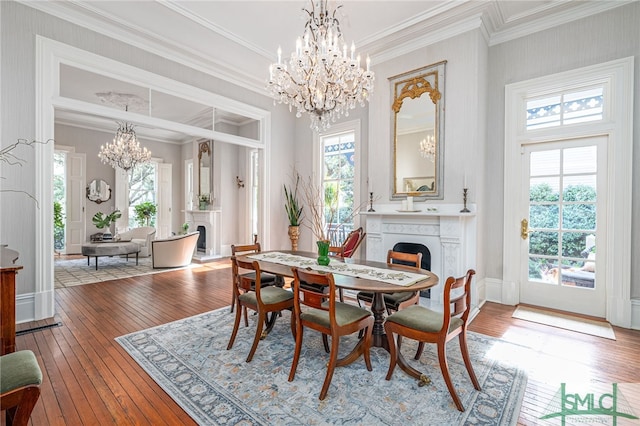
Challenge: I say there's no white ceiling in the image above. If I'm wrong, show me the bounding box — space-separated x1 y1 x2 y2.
28 0 630 142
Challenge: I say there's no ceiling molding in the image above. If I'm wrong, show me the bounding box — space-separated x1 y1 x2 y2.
19 0 267 94
488 0 635 46
55 112 188 145
159 0 273 60
371 14 484 67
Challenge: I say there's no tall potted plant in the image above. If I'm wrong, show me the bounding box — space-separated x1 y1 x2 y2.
284 175 303 251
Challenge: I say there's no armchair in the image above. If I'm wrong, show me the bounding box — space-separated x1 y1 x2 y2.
117 226 156 257
151 232 199 268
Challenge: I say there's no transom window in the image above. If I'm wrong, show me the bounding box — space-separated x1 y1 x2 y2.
526 87 604 130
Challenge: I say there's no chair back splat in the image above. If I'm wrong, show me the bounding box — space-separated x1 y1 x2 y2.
226 257 294 363
289 267 374 400
383 269 480 412
229 241 283 314
356 249 422 314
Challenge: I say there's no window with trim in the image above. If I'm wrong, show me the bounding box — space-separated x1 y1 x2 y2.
320 130 357 246
127 162 157 228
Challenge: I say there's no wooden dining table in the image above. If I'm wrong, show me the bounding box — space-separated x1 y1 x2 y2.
237 250 439 350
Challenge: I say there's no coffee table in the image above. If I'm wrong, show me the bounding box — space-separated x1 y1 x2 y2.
81 242 141 270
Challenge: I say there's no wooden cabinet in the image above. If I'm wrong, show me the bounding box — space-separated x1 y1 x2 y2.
1 263 22 355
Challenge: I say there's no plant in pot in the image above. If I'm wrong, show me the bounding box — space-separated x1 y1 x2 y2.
133 202 157 227
284 175 303 251
92 210 121 241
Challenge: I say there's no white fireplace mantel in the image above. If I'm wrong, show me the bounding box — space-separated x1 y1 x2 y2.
185 209 222 261
360 204 477 307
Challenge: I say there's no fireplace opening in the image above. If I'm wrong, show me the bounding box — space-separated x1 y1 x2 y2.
197 226 206 253
393 242 431 298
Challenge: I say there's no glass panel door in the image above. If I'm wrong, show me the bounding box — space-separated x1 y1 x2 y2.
521 137 606 317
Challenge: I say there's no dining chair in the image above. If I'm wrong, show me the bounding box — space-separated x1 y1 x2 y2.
328 227 366 259
227 257 294 362
288 267 374 400
356 250 422 314
229 241 283 315
0 350 43 426
383 269 480 412
328 227 366 302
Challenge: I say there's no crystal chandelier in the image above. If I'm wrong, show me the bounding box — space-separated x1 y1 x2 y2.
98 121 151 172
419 134 436 161
266 0 375 132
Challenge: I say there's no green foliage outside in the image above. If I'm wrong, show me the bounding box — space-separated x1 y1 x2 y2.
323 152 354 227
54 201 65 250
128 162 156 228
133 201 157 227
528 183 596 278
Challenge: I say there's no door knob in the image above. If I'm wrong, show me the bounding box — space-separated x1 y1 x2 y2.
520 218 530 240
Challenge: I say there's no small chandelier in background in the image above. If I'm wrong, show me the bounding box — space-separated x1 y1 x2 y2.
98 119 151 172
419 134 436 161
266 0 375 132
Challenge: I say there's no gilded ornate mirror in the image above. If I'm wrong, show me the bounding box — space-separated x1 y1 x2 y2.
198 140 212 198
390 61 445 199
86 179 111 204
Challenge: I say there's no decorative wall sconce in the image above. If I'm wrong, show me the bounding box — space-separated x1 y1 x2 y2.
236 176 245 188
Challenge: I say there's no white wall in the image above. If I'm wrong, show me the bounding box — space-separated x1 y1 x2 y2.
55 124 184 238
366 30 487 284
0 1 296 319
485 2 640 298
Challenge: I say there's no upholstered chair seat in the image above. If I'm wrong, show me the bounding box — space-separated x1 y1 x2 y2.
1 350 43 426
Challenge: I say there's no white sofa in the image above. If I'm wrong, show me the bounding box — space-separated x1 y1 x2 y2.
116 226 156 257
151 232 199 269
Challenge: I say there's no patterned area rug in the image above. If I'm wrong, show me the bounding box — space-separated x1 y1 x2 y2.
117 308 527 425
54 256 193 288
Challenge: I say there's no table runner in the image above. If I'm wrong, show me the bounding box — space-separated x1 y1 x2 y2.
248 251 428 287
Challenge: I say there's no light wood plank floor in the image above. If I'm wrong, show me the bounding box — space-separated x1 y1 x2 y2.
7 259 640 425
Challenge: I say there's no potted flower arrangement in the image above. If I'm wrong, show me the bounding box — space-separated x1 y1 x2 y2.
92 210 122 240
198 194 210 210
284 174 303 251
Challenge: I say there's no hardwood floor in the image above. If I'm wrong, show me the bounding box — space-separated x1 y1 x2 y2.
8 259 640 425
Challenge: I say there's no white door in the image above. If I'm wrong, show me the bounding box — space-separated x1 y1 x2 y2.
65 152 86 254
520 136 607 317
156 163 172 239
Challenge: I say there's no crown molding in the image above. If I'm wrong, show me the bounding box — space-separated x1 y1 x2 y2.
17 0 267 95
488 0 635 46
370 14 484 66
159 0 273 60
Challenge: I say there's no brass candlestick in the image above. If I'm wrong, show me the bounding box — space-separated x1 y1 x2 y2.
368 192 376 212
460 188 470 213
